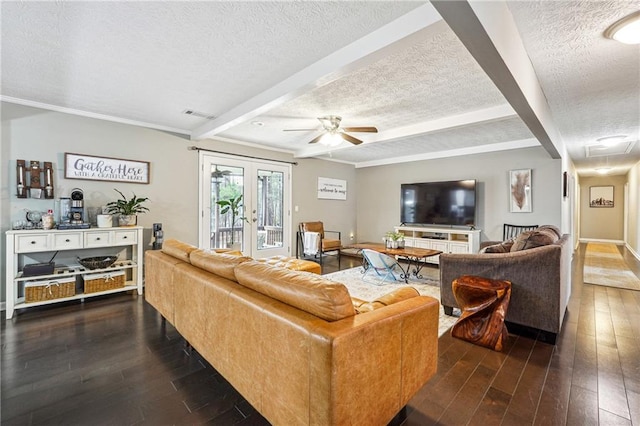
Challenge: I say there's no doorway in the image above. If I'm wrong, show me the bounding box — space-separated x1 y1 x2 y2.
199 153 291 258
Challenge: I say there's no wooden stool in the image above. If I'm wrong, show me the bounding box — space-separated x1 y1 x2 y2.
451 275 511 351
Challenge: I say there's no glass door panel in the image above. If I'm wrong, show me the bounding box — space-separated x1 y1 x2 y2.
200 153 290 258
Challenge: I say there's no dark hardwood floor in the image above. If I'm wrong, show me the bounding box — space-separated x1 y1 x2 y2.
1 246 639 425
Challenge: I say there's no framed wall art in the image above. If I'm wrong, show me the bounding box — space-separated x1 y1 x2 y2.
317 177 347 200
509 169 532 212
589 185 614 207
65 153 150 184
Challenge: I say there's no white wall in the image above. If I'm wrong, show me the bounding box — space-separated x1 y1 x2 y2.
1 102 357 302
355 146 563 243
579 175 627 242
625 160 640 257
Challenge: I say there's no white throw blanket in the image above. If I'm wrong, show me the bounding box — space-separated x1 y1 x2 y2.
303 231 320 256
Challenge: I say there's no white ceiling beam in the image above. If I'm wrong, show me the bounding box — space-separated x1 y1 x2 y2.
191 3 443 140
431 0 565 159
354 138 540 168
293 103 517 158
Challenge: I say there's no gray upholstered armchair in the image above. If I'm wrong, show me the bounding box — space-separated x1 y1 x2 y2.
439 229 571 344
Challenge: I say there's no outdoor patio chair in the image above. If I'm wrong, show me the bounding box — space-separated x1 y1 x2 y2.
361 249 403 285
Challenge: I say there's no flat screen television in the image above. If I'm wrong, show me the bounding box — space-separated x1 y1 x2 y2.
400 180 477 227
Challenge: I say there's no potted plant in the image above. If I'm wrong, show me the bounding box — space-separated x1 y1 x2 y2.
105 189 150 226
384 231 405 249
216 194 250 249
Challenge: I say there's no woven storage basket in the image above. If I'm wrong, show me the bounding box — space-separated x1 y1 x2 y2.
83 271 125 294
25 277 76 302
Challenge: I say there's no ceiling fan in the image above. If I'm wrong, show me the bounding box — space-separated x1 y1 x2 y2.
284 115 378 146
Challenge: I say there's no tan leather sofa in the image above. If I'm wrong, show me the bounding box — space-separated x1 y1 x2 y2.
145 239 439 426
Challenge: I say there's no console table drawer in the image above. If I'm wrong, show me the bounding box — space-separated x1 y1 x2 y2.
113 230 137 245
16 234 49 253
53 233 83 250
84 232 111 248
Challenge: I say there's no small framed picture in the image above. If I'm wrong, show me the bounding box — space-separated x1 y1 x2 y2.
509 169 532 212
589 186 614 207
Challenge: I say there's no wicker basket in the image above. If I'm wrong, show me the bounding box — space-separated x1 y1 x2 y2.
83 271 125 294
25 277 76 302
77 256 118 270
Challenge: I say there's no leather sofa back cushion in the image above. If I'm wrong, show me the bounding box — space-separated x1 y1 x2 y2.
162 239 198 263
511 228 559 252
234 261 355 322
353 287 419 314
190 250 252 282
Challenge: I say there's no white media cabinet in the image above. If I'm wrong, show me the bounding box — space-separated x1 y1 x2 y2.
5 227 144 319
394 226 481 265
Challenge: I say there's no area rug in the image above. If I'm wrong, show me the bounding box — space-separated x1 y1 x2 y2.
323 266 459 336
584 243 640 291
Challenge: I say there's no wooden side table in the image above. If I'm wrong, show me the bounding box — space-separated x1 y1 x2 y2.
451 275 512 351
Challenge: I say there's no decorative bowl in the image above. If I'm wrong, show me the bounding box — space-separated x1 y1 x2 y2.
77 256 118 270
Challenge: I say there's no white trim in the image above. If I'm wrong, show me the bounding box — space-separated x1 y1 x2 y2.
626 243 640 262
579 238 626 245
354 138 539 168
1 96 191 136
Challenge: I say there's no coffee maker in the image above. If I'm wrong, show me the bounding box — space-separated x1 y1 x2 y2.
70 188 85 224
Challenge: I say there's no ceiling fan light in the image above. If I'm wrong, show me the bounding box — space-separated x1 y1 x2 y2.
319 132 343 147
604 11 640 44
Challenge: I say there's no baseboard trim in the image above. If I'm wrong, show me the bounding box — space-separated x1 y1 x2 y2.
626 243 640 262
579 238 625 245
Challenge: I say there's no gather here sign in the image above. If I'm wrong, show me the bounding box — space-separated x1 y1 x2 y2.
64 153 150 184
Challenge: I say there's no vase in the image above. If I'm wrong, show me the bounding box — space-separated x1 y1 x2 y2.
118 214 137 227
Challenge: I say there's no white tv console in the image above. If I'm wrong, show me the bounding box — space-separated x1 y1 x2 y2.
394 225 481 265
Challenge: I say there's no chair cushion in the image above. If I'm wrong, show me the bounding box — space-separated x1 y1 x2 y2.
322 239 342 251
189 249 252 282
300 221 325 238
510 228 559 252
234 261 355 322
161 239 198 263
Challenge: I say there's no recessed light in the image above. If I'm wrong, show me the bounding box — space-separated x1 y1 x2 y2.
596 167 612 175
251 121 265 127
596 135 627 147
604 11 640 44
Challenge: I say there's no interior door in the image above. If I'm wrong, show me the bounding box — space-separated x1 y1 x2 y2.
199 153 291 258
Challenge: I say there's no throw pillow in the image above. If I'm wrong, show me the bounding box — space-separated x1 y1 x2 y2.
510 229 559 252
481 240 514 253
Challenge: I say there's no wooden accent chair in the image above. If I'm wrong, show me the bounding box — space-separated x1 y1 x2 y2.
503 223 538 240
296 221 341 267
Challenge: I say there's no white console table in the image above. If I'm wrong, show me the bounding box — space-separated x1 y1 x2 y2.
5 226 144 319
395 226 481 265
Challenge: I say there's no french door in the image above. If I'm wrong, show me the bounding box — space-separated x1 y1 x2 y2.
199 153 291 259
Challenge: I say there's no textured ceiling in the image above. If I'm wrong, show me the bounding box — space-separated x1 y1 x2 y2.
2 1 639 175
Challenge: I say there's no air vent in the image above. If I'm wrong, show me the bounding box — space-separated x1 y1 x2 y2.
585 141 636 157
183 109 216 120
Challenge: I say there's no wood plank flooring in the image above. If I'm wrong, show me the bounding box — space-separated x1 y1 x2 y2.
1 245 639 425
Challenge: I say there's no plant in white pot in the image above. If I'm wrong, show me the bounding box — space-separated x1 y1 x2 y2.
105 189 150 226
216 194 250 250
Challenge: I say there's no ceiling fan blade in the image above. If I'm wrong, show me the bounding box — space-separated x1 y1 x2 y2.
342 126 378 133
283 128 318 132
340 133 363 145
308 133 326 144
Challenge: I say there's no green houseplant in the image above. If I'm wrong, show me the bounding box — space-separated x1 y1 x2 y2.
216 194 250 248
105 189 150 226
